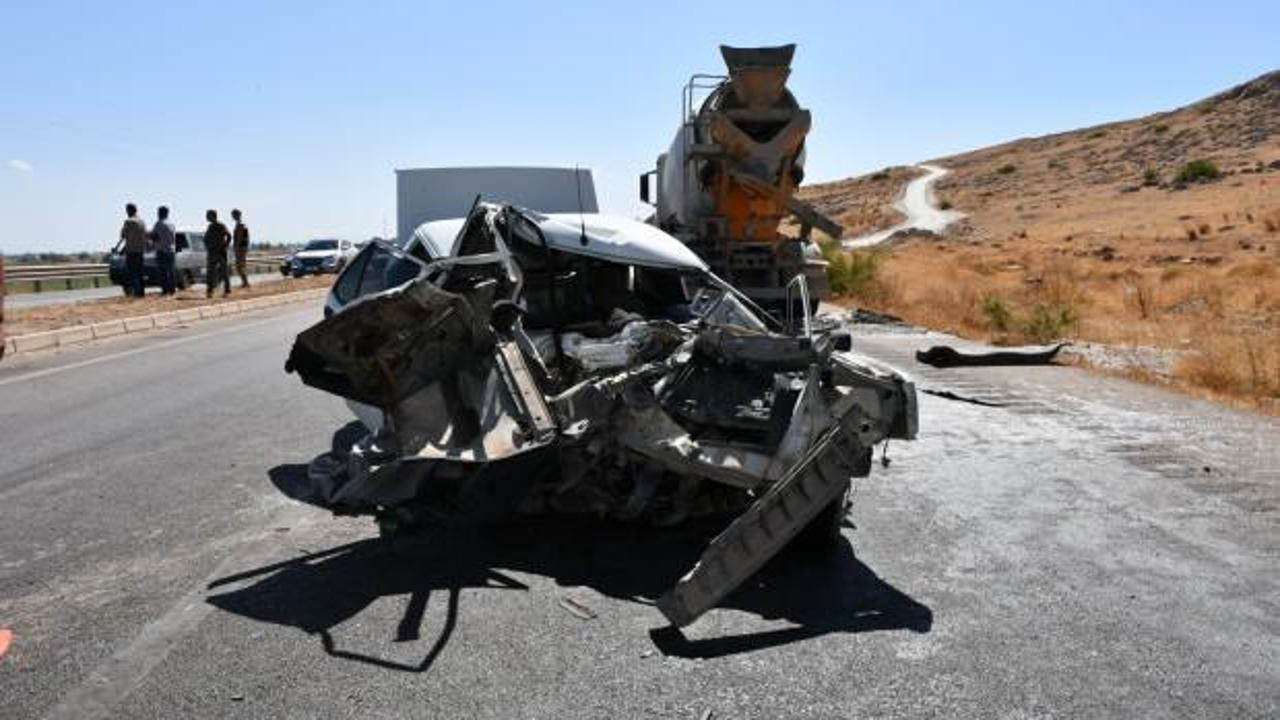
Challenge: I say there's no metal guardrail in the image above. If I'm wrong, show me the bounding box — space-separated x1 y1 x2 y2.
6 264 110 292
4 257 286 293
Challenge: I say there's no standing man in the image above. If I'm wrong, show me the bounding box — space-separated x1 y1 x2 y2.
152 206 177 295
204 209 232 298
231 208 251 288
120 203 149 298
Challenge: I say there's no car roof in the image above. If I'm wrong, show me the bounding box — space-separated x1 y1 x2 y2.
540 212 706 271
410 218 466 260
410 207 706 271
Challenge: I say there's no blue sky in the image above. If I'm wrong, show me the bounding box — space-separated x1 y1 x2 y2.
1 0 1275 253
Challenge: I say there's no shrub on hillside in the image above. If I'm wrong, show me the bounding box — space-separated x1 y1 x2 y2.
1023 302 1078 343
820 242 883 298
997 163 1017 175
980 294 1012 332
1142 167 1160 186
1175 159 1221 183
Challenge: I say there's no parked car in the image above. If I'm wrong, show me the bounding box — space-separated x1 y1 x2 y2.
108 230 208 292
287 239 356 277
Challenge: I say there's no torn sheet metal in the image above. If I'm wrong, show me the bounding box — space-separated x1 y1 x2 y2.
283 202 918 627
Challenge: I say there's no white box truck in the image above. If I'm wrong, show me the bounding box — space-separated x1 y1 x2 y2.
395 166 597 243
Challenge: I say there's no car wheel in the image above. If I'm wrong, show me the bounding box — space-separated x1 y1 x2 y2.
175 270 192 290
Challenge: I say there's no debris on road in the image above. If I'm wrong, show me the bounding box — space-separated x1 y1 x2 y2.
0 627 12 659
920 388 1008 407
847 308 906 325
559 594 598 621
283 201 917 627
915 343 1068 368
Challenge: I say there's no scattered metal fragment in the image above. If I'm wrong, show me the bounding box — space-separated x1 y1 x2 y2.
848 308 906 325
915 343 1068 368
559 594 598 621
920 388 1008 407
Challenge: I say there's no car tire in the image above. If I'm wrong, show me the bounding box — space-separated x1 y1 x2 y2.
292 271 303 279
175 270 192 290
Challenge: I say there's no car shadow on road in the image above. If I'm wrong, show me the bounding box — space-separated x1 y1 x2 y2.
206 494 932 672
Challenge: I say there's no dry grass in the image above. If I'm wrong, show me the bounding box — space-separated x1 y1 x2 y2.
831 239 1280 413
7 275 333 336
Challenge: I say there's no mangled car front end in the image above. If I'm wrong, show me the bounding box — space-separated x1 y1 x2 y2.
284 202 917 626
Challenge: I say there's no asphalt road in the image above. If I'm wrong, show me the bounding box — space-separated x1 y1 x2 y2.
0 305 1276 718
5 270 285 309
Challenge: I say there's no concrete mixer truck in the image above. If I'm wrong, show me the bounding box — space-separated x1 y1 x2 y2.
639 44 843 311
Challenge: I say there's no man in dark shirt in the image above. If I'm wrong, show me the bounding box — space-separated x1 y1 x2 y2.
204 209 232 298
119 203 149 298
231 208 251 288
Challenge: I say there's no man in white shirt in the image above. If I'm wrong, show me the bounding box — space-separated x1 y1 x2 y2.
152 206 177 295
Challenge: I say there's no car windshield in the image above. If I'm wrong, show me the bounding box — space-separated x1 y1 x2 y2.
304 240 338 251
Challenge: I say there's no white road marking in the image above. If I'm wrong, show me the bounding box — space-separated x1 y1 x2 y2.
0 308 312 389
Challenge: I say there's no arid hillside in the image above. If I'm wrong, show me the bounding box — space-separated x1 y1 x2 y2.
798 165 924 237
817 70 1280 412
931 69 1280 254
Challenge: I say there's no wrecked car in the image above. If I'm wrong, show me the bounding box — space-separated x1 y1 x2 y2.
284 200 917 626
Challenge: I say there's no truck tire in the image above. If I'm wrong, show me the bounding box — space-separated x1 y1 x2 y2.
176 270 193 290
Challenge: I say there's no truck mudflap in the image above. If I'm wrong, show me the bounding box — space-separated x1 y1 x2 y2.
657 420 869 627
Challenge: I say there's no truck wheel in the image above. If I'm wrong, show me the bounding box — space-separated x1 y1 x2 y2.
176 270 192 290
